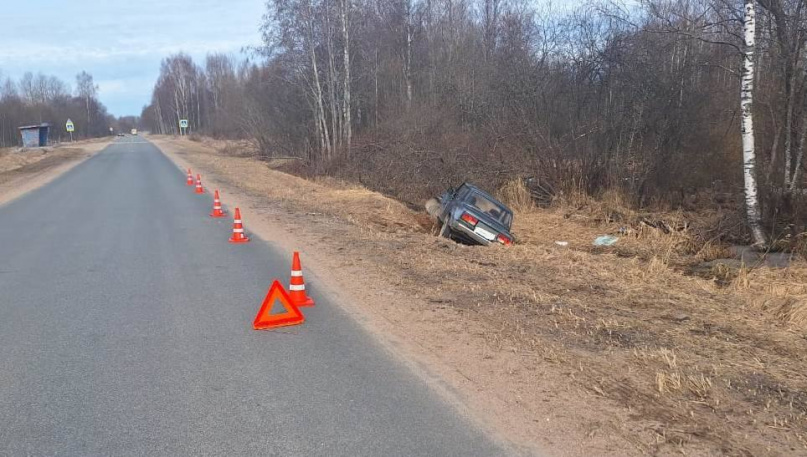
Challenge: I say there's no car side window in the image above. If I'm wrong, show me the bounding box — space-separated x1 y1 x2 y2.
503 212 513 228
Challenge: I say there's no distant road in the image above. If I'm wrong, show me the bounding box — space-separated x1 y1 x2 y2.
0 136 506 456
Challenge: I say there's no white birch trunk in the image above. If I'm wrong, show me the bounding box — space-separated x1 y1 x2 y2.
312 47 331 159
788 56 807 191
325 11 340 151
741 0 767 247
340 0 352 155
173 90 182 134
783 70 796 188
308 78 325 155
155 102 165 135
305 9 331 159
404 0 413 110
85 95 91 138
791 119 807 191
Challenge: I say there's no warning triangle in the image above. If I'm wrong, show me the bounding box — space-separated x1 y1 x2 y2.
253 280 305 330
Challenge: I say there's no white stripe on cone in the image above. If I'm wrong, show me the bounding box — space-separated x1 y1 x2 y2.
289 284 305 291
233 228 244 233
291 271 303 277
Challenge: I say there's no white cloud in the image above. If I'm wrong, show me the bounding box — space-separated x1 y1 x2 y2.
98 76 157 96
0 0 265 116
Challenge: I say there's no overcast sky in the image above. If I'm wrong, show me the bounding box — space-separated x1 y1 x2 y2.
0 0 265 117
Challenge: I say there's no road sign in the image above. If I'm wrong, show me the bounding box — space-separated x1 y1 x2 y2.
180 119 189 129
66 119 75 132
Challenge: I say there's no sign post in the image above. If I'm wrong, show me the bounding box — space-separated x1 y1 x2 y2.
65 119 75 142
179 119 189 136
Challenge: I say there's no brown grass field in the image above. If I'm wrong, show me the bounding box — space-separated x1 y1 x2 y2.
154 135 807 456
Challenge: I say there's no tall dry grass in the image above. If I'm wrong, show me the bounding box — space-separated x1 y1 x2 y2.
497 176 807 330
731 262 807 328
497 179 535 213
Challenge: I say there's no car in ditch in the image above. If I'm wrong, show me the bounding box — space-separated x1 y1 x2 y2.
425 182 514 246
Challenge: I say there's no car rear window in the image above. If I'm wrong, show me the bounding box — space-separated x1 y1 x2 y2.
467 192 512 227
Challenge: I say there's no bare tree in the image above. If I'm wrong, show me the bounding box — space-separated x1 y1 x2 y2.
134 0 807 245
19 72 35 105
340 0 352 153
742 0 767 246
0 70 111 145
404 0 414 109
76 71 98 137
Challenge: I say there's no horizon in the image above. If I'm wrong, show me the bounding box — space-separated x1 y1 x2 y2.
0 0 264 117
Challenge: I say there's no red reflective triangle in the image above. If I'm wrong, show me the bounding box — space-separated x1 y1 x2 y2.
253 280 305 330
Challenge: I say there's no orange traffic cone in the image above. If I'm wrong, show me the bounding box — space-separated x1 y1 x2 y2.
253 280 305 330
186 168 194 186
210 190 226 218
289 251 315 307
195 174 205 194
229 208 250 243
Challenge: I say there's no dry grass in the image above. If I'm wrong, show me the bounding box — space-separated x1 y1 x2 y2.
0 148 54 173
497 179 535 213
733 262 807 328
0 142 105 182
156 135 807 456
0 139 110 175
695 240 732 262
169 139 428 235
656 370 682 394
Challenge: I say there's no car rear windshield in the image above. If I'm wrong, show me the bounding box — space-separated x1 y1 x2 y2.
467 192 512 227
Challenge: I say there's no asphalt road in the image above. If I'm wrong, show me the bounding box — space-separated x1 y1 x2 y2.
0 137 507 456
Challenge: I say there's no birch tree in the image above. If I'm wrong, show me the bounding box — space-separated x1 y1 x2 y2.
305 0 332 159
404 0 414 110
340 0 352 153
741 0 767 247
76 71 98 138
325 6 341 152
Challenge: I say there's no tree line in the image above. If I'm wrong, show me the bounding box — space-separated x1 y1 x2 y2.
0 70 118 146
141 0 807 245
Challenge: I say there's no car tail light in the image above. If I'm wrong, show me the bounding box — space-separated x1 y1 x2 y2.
460 213 478 226
497 234 512 246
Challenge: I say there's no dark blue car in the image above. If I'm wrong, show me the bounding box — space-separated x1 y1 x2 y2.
426 183 514 246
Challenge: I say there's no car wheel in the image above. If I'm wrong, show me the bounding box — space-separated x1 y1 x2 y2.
439 218 452 239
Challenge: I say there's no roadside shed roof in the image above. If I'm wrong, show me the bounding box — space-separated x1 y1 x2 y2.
18 123 51 130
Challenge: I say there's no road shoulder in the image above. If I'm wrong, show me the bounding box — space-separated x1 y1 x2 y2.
0 140 111 207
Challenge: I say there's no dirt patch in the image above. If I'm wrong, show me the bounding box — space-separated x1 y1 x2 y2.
152 135 807 457
0 140 110 206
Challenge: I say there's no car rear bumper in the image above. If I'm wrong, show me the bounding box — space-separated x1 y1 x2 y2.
450 221 493 246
